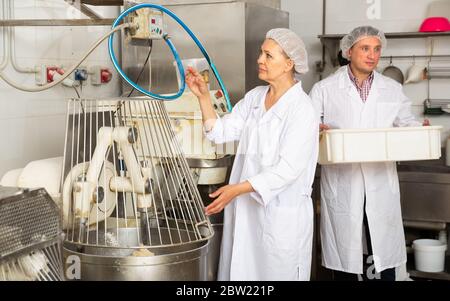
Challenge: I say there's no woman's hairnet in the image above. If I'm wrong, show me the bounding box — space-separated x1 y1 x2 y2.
266 28 309 74
340 26 387 59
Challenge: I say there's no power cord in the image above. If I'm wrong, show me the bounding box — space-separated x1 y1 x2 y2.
73 86 81 98
127 39 153 98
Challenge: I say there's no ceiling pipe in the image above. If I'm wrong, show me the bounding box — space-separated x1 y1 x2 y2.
9 0 36 73
0 0 10 70
318 0 326 80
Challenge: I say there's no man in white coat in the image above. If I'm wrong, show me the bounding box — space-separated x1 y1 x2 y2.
185 28 319 280
310 26 428 281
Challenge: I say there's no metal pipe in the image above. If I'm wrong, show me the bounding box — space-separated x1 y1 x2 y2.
116 5 123 96
0 19 115 26
0 23 133 92
152 100 198 240
8 0 35 73
320 0 326 80
79 0 123 5
0 0 9 70
320 31 450 39
317 0 327 80
139 101 164 245
81 4 102 19
322 0 326 37
380 55 450 60
155 100 211 237
403 220 447 231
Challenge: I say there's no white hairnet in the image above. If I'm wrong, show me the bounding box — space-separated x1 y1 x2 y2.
266 28 309 74
340 26 387 59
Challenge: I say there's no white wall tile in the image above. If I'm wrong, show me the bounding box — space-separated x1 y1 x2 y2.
0 1 121 177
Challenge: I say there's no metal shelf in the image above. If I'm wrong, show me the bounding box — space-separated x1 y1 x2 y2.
407 255 450 281
409 269 450 281
380 54 450 60
320 31 450 40
319 31 450 67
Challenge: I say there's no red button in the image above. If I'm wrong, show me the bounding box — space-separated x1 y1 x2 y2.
101 69 112 83
215 90 223 99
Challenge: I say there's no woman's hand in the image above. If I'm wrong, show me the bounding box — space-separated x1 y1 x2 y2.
185 67 216 124
185 67 209 98
205 182 254 216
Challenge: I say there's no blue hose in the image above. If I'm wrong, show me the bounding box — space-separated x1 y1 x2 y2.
108 3 233 111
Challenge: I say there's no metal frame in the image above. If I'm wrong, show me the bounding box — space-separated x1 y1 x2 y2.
66 1 102 19
0 19 115 27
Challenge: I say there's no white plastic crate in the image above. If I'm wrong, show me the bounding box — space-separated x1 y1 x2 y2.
319 126 442 165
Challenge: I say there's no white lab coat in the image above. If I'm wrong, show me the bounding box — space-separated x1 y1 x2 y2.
310 66 421 274
205 81 319 281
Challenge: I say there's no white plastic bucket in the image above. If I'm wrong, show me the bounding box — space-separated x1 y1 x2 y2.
412 239 447 272
173 58 210 91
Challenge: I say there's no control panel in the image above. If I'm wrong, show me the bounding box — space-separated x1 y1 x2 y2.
128 8 164 42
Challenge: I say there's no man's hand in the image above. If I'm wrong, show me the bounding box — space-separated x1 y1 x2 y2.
320 123 330 131
205 182 253 215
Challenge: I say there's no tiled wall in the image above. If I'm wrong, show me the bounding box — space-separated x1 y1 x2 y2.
0 1 121 177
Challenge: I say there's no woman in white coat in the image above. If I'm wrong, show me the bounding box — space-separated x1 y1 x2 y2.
310 26 428 281
185 28 319 281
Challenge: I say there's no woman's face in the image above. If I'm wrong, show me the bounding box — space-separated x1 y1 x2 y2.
257 39 294 82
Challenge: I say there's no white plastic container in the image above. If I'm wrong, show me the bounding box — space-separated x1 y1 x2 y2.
446 136 450 166
412 239 447 273
319 126 442 165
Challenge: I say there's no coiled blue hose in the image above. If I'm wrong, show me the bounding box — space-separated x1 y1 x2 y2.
108 3 233 111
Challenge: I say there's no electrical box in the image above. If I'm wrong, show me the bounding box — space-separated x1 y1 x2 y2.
73 66 88 86
128 8 164 44
90 66 112 86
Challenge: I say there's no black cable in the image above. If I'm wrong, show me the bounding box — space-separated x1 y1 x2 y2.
73 86 81 98
127 39 153 97
71 86 85 114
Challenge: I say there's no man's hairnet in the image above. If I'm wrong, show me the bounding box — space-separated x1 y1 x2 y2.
340 26 387 59
266 28 309 74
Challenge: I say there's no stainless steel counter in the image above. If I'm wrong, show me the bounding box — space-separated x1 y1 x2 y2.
398 157 450 224
312 156 450 280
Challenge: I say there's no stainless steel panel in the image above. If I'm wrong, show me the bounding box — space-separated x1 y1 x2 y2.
63 227 209 281
399 172 450 223
186 155 234 168
206 223 222 281
245 3 289 92
0 186 23 200
133 2 247 102
121 1 289 103
63 243 209 280
197 184 225 280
